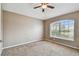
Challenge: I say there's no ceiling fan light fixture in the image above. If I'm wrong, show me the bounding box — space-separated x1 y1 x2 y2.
42 5 47 9
33 3 55 12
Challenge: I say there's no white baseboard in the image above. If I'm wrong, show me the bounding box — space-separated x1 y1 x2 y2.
3 40 41 49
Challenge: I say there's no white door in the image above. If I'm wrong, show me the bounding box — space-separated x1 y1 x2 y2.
0 41 2 55
0 3 3 56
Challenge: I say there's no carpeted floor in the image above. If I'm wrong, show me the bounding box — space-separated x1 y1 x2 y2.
1 41 79 56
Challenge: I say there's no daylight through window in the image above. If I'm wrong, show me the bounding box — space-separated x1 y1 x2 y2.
50 20 74 41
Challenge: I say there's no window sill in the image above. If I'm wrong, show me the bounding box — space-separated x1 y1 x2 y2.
50 35 74 41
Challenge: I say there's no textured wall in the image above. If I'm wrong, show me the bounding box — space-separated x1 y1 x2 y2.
44 11 79 48
3 11 43 48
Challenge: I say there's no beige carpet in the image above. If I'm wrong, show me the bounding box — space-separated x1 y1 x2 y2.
1 41 79 56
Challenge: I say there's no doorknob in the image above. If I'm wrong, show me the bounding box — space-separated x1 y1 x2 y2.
0 40 2 42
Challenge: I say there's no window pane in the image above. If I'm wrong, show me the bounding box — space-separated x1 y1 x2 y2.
50 20 74 41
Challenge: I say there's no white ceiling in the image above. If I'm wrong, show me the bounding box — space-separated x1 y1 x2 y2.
2 3 79 20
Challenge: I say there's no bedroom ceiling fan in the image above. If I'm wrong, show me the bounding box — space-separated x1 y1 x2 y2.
33 3 55 12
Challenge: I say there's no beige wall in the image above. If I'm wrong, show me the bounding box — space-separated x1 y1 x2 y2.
44 11 79 48
3 11 43 48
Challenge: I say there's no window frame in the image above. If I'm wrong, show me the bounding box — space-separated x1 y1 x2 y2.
48 19 75 41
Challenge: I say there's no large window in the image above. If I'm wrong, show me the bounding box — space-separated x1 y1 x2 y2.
50 20 74 41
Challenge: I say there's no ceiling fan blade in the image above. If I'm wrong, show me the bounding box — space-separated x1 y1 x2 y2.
34 6 41 9
42 9 45 12
47 5 54 9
